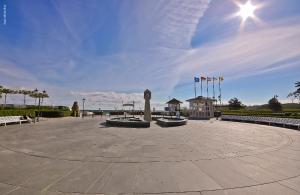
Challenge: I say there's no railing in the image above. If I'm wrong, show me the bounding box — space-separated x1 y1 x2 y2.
221 115 300 129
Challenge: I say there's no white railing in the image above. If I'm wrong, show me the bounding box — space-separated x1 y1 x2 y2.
221 115 300 129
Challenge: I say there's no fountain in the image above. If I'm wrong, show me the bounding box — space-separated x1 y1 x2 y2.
105 89 151 128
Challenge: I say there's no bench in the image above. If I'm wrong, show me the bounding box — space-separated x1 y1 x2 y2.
0 116 28 127
221 115 300 130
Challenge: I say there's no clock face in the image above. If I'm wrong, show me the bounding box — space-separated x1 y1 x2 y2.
144 90 151 99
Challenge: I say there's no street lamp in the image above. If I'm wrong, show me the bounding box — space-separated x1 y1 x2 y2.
33 88 42 122
82 98 86 118
34 88 38 106
42 90 46 105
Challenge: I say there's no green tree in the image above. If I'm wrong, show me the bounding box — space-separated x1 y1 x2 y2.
287 92 296 103
19 89 32 106
288 81 300 104
0 85 3 99
1 88 17 108
29 90 49 106
268 96 282 112
40 90 49 105
228 98 243 110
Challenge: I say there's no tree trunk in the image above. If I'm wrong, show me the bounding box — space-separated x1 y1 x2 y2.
4 94 7 108
24 94 26 106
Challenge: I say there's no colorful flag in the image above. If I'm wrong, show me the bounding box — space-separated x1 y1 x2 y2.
207 77 212 81
194 77 200 82
201 76 206 81
219 76 224 81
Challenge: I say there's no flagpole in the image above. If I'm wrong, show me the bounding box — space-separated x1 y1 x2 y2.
206 79 209 98
213 78 215 99
194 80 196 98
219 79 221 105
201 79 203 96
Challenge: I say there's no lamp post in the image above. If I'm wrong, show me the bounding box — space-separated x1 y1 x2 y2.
33 88 42 122
41 90 46 105
82 98 86 118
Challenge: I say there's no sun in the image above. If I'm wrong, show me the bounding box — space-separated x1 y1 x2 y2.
237 0 257 22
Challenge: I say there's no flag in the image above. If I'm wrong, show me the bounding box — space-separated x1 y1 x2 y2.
194 77 200 82
213 77 218 81
207 77 212 81
201 76 206 81
219 76 224 81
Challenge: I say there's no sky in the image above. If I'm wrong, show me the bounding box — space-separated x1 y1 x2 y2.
0 0 300 110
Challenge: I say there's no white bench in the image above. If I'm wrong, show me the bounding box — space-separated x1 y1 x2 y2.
0 116 28 126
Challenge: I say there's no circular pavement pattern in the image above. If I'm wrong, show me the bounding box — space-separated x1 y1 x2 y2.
0 117 300 195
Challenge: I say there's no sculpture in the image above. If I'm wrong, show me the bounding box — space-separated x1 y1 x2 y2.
144 89 151 122
71 101 80 117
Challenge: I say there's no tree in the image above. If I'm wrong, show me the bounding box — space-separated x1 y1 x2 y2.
1 88 17 108
287 92 296 103
268 96 282 112
29 90 39 106
0 85 3 99
19 89 32 106
296 81 300 94
30 89 49 107
228 98 243 110
40 91 49 106
288 81 300 104
296 81 300 88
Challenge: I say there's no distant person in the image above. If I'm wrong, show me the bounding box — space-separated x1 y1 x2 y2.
176 111 180 119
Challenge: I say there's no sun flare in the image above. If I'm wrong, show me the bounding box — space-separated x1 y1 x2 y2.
237 0 257 22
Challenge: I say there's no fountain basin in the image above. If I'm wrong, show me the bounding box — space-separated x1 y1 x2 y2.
156 117 187 127
106 117 150 128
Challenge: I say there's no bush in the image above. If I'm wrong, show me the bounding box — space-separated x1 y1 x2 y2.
0 109 36 117
109 111 125 115
36 110 71 118
268 97 282 112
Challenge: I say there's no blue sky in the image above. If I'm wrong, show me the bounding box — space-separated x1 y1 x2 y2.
0 0 300 109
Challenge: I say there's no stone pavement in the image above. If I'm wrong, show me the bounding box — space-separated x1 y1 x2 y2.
0 117 299 195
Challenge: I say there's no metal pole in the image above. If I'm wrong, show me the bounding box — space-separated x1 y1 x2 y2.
37 97 41 122
213 79 215 99
206 79 209 98
201 79 203 96
219 79 221 105
82 99 85 118
194 81 196 98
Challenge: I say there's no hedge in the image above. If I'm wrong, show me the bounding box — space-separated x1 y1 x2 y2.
0 109 36 117
36 110 71 118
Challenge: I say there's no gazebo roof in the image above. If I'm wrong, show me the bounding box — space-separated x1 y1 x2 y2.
166 98 182 104
186 96 217 102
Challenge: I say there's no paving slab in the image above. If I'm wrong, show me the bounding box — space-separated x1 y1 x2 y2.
0 117 299 194
201 182 300 195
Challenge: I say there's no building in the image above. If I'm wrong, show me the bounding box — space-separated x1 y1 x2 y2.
186 96 216 119
166 98 182 112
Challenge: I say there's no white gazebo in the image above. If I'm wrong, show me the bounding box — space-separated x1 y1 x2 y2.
186 96 216 119
166 98 182 112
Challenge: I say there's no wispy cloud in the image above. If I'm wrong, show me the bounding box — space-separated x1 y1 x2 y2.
69 91 166 110
177 19 300 82
119 0 211 50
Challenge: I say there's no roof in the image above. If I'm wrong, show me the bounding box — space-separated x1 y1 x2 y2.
166 98 182 104
186 96 217 102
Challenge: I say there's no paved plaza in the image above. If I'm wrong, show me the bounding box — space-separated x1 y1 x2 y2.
0 117 300 195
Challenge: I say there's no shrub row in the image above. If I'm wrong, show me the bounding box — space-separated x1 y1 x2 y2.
222 112 300 119
0 109 71 118
0 109 36 117
36 110 71 118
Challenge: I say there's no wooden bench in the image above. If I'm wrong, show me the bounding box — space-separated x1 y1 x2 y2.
0 116 28 127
